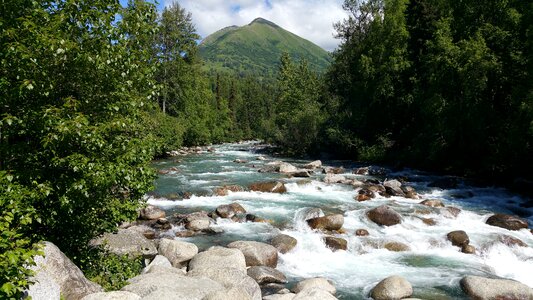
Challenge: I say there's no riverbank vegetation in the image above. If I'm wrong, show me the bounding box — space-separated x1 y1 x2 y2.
1 0 531 297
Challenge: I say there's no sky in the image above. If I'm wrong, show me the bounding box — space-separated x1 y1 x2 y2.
160 0 349 51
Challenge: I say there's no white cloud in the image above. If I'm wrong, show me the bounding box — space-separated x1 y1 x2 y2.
165 0 348 51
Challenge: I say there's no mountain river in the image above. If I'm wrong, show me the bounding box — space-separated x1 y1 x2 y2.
147 141 533 299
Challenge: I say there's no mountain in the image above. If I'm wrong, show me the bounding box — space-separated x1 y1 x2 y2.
199 18 331 76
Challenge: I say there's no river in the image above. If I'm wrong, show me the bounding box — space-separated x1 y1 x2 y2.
147 141 533 299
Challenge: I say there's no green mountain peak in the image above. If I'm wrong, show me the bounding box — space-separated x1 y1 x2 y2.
199 18 330 76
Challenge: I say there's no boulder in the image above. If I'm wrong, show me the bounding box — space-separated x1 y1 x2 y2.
121 272 223 300
370 275 413 300
247 266 288 285
227 241 278 268
306 214 344 231
82 291 141 300
142 255 172 274
460 275 533 300
402 186 418 199
263 294 297 300
245 214 271 223
353 167 369 175
486 214 529 231
292 277 336 295
27 242 103 300
447 230 470 247
356 188 375 202
355 229 369 236
290 170 312 178
298 207 325 221
304 160 322 169
279 162 298 174
89 229 157 259
420 199 444 208
203 287 253 300
383 242 410 252
324 237 348 251
323 167 345 174
213 185 244 196
188 246 247 273
498 235 528 247
461 245 476 254
293 288 337 300
139 205 166 220
383 179 405 197
216 203 247 218
249 181 287 193
187 267 261 300
422 218 437 226
185 218 211 231
443 206 461 218
367 205 402 226
158 239 198 268
323 174 346 184
271 234 298 254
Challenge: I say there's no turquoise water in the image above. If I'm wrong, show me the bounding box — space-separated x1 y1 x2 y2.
148 142 533 299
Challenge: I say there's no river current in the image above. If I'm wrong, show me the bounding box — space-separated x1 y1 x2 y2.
147 141 533 299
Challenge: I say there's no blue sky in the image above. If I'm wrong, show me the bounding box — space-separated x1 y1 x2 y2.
121 0 347 51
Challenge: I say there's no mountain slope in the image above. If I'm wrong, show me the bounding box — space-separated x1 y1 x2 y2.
199 18 331 76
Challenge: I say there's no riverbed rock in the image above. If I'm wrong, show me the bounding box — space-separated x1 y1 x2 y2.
227 241 278 268
90 229 157 259
370 276 413 300
216 203 247 218
122 272 223 300
158 239 198 268
498 235 528 247
367 205 402 226
447 230 470 247
188 246 247 273
323 174 346 184
306 214 344 231
271 234 298 254
383 242 410 252
250 181 287 193
402 186 419 199
142 255 172 274
460 275 533 300
290 170 312 178
461 244 476 254
421 218 437 226
355 229 370 236
245 213 271 223
293 288 337 300
486 213 529 231
420 199 445 208
279 162 298 173
82 291 141 300
263 294 297 300
139 205 166 220
213 185 245 196
247 266 288 285
383 179 405 197
187 267 261 300
292 277 336 295
304 160 322 169
354 167 369 175
27 242 103 300
323 167 345 174
324 236 348 251
299 207 325 221
185 218 211 231
442 206 462 218
203 287 253 300
356 188 375 202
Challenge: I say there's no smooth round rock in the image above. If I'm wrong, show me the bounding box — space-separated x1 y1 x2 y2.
355 229 370 236
420 199 444 208
188 246 247 273
158 239 198 268
447 230 470 247
367 205 402 226
247 266 287 285
370 275 413 300
324 237 347 251
139 206 166 220
460 275 533 300
271 234 298 254
383 242 410 252
227 241 278 268
486 214 529 231
292 277 336 295
306 214 344 231
216 203 247 218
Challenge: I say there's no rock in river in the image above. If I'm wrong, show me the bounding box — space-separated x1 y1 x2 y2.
486 213 529 231
216 202 247 218
460 275 533 300
292 277 336 295
271 234 298 254
188 246 247 273
446 230 470 247
307 214 344 231
247 266 288 285
139 205 166 220
370 275 413 300
249 181 287 193
367 205 402 226
227 241 278 268
324 236 348 251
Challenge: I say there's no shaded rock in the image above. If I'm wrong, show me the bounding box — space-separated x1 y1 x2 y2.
370 275 413 300
247 266 287 285
250 181 287 193
323 174 346 184
175 230 197 238
290 170 312 178
323 167 345 174
188 246 246 273
216 203 247 218
158 239 198 268
368 167 388 176
420 199 444 208
447 230 470 247
139 205 166 220
442 206 461 218
428 177 459 189
153 218 171 230
213 185 244 196
383 242 410 252
227 241 278 268
292 277 336 295
353 167 369 175
304 160 322 169
90 229 157 259
356 188 375 202
486 214 529 231
82 291 141 300
245 214 270 223
187 267 261 300
355 229 369 236
461 244 476 254
402 186 418 199
383 179 405 197
142 255 171 274
324 237 348 251
367 205 402 226
422 218 437 226
271 234 298 254
307 214 344 231
121 272 223 300
28 242 103 300
293 288 337 300
460 275 533 300
498 235 528 247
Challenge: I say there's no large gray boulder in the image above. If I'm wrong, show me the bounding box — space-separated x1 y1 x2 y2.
304 160 322 169
247 266 287 285
306 214 344 231
81 291 141 300
383 179 404 197
89 229 157 259
292 277 336 295
263 294 296 300
216 203 247 218
139 205 166 220
271 234 298 254
367 205 402 226
27 242 103 300
203 287 253 300
141 255 171 274
121 272 223 300
293 288 337 300
227 241 278 268
158 239 198 267
486 214 529 231
188 267 261 300
323 174 346 184
188 246 247 273
460 275 533 299
370 275 413 300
